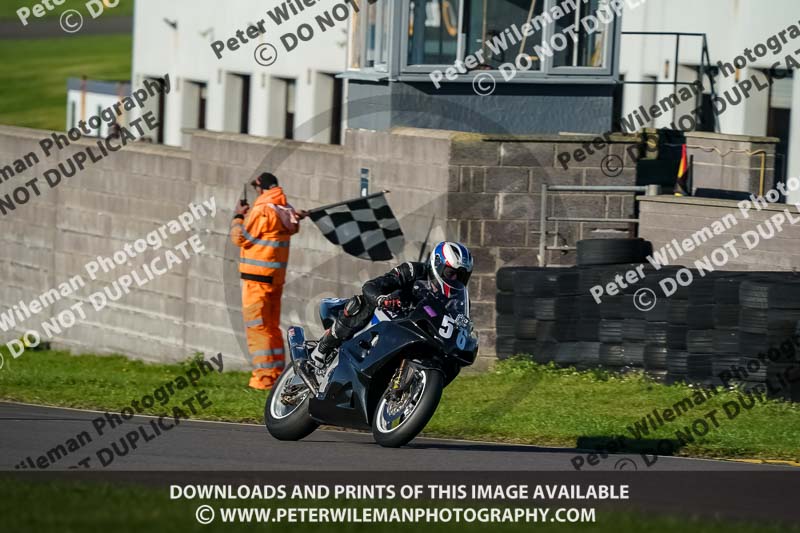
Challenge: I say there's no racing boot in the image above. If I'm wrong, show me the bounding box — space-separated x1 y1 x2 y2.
296 331 337 393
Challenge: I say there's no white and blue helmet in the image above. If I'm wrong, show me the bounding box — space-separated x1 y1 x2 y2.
429 241 473 298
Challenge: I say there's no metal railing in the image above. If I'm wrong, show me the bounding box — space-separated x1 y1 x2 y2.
537 184 660 267
619 31 719 133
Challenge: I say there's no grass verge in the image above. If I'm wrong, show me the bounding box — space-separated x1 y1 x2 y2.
0 34 132 130
0 0 133 20
1 350 799 461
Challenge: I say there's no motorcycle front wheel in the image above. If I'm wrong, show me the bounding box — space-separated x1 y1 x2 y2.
265 365 319 441
372 366 444 448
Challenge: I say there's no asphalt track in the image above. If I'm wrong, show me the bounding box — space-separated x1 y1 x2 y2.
0 402 795 471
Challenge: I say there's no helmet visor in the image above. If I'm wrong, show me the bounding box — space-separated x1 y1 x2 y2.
443 265 471 285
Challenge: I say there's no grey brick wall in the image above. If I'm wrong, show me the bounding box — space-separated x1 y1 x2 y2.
444 134 640 365
638 196 800 271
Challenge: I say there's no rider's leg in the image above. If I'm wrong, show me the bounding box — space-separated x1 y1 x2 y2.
310 295 374 368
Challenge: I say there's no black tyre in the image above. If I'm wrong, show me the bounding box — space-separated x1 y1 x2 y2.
576 238 653 266
713 330 740 353
555 319 579 342
577 295 601 319
621 342 645 366
666 325 688 349
667 299 689 325
599 343 624 367
598 319 623 343
496 292 514 315
645 321 669 344
533 341 558 363
513 294 537 318
536 320 557 341
740 308 800 334
554 342 582 366
577 342 602 369
740 279 800 309
265 366 319 441
712 354 742 379
497 267 544 292
686 305 714 329
514 318 538 340
622 319 647 341
687 330 714 354
576 320 601 341
686 354 713 381
713 305 740 328
644 344 668 370
714 276 746 304
557 270 580 296
513 339 538 358
495 317 515 338
667 349 689 376
496 336 516 359
533 298 556 320
598 295 624 319
739 332 797 361
372 367 444 448
515 270 559 297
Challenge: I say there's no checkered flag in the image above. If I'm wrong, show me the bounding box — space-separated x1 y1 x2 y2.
309 192 404 261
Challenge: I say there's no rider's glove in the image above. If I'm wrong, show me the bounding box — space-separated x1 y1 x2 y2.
377 291 403 312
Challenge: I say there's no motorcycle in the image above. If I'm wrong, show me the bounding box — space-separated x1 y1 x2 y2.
265 285 479 447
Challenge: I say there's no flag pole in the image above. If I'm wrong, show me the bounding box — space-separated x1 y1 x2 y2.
307 190 391 215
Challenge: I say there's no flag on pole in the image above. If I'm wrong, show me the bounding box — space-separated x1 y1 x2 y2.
674 144 689 196
309 191 405 261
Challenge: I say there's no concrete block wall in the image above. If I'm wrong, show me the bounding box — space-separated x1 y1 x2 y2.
444 133 640 364
639 196 800 271
684 131 778 196
0 125 195 364
0 125 454 370
641 129 779 196
6 124 728 371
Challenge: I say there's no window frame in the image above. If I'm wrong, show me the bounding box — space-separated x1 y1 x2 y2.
347 0 621 83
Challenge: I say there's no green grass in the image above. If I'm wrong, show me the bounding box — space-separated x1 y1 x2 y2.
0 477 797 533
0 0 133 20
0 34 132 130
1 350 800 461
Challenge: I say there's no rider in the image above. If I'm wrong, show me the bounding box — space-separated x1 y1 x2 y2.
300 241 473 383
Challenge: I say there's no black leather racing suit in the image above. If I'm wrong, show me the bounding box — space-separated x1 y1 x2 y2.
316 261 429 357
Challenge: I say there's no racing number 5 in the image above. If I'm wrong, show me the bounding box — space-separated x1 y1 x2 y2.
439 316 455 338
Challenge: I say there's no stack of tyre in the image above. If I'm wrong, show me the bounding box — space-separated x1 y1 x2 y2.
684 275 717 384
495 267 517 359
577 239 654 372
711 275 746 385
641 271 672 380
665 283 690 383
737 277 800 400
515 268 558 363
517 268 576 364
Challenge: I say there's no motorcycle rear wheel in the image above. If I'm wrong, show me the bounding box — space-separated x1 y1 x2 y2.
372 367 444 448
265 365 319 441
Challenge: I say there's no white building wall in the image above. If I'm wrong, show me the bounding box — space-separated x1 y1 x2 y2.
130 0 348 147
620 0 800 200
66 90 127 138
